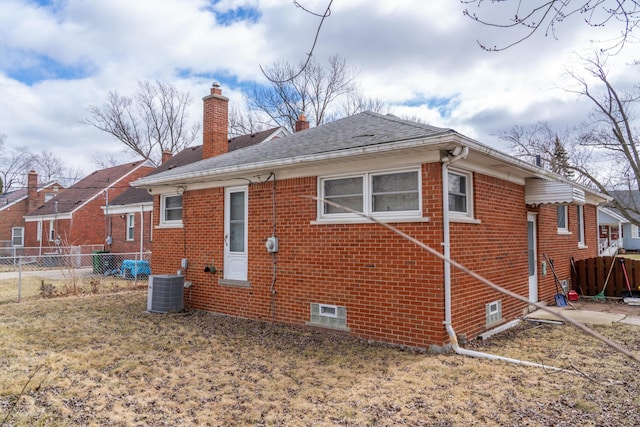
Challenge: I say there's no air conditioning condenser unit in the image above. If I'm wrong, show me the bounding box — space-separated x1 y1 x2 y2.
147 275 184 313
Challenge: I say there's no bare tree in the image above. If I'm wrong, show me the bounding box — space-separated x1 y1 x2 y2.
91 152 128 169
248 56 383 131
499 121 587 177
29 149 83 187
462 0 640 53
563 53 640 221
502 53 640 222
0 142 31 193
85 81 200 166
228 104 272 138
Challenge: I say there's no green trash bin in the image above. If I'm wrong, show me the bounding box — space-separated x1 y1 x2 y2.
92 250 111 274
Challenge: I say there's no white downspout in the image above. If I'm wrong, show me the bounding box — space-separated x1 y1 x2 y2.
441 146 564 371
139 205 144 261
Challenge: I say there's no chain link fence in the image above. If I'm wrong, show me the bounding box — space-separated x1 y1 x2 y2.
0 251 151 304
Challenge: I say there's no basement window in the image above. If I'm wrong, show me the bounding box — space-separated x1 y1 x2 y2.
307 303 349 331
486 300 503 327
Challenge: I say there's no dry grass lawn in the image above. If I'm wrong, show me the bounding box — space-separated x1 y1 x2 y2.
0 276 143 304
1 290 639 426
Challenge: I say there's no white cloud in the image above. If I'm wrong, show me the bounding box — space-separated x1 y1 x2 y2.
0 0 636 178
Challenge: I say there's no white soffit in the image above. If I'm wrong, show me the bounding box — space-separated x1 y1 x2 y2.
525 179 586 205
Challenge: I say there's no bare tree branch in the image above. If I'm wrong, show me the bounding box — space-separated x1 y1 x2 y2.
248 55 376 131
85 81 199 166
462 0 640 53
260 0 334 84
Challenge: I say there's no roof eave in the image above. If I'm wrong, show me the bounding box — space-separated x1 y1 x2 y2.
132 131 459 188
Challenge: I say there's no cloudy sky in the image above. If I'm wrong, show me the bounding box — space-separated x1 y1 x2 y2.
0 0 637 180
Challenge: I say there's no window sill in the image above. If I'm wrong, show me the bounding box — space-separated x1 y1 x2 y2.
305 321 351 332
155 223 184 229
311 216 430 225
218 279 251 288
557 230 572 236
578 244 588 249
449 216 481 224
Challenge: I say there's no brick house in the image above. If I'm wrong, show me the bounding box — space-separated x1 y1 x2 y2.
132 85 608 349
24 161 153 253
0 170 64 251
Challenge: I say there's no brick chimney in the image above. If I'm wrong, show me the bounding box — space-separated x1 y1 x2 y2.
295 114 309 132
202 82 229 159
161 149 173 164
27 170 38 212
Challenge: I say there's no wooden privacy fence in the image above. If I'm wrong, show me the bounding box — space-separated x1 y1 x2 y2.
572 256 640 298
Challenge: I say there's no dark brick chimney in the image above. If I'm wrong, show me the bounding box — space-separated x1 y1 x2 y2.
161 149 173 164
202 83 229 159
295 114 309 132
27 170 38 212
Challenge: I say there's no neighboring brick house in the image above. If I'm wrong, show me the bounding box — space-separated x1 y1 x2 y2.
24 161 153 253
132 85 608 349
0 170 64 250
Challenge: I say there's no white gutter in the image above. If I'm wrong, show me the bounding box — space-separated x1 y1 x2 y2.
441 146 564 371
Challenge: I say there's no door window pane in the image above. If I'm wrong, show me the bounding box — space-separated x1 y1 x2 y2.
229 192 245 252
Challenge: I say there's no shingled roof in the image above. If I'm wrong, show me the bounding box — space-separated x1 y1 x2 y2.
134 112 452 186
26 161 151 217
0 181 63 211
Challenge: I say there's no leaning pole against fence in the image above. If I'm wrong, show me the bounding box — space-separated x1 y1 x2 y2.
17 256 22 302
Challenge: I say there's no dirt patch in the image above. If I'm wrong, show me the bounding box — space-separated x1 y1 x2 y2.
1 291 639 426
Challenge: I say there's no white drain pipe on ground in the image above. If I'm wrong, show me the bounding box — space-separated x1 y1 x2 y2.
440 146 564 372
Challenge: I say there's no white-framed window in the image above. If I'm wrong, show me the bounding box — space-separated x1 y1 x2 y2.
448 169 474 219
48 220 55 241
557 205 569 233
319 304 338 318
45 192 55 202
577 205 585 246
319 168 421 219
160 194 183 226
632 224 639 239
126 213 135 241
11 227 24 247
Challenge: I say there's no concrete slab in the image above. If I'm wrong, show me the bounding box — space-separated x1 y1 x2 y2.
526 307 626 326
620 316 640 326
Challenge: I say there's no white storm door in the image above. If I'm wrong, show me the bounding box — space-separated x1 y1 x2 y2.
527 213 538 303
224 186 248 281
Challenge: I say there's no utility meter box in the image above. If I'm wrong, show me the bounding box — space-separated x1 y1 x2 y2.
265 236 279 253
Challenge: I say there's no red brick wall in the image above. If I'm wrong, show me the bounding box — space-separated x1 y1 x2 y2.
449 174 529 341
0 200 29 242
23 167 153 248
534 203 598 302
107 211 153 253
150 163 601 348
1 188 61 245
